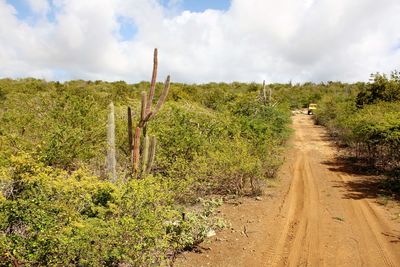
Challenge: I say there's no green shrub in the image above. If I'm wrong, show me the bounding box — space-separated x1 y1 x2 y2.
315 72 400 186
356 71 400 107
0 153 226 265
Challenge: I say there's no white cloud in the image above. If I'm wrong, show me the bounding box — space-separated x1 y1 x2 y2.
0 0 399 83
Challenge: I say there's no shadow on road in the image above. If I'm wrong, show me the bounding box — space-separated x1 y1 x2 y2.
322 158 400 201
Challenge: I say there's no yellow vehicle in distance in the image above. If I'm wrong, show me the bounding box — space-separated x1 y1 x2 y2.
308 103 317 115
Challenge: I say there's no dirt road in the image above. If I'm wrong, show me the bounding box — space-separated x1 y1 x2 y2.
176 113 400 267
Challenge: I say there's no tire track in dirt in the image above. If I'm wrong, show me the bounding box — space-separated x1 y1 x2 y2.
266 155 305 266
176 113 400 267
268 118 322 267
338 173 398 267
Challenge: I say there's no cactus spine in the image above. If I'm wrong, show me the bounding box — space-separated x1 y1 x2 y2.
107 102 117 183
131 48 170 178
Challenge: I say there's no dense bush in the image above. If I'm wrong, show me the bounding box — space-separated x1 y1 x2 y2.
0 78 291 265
356 71 400 106
315 72 400 191
0 153 226 265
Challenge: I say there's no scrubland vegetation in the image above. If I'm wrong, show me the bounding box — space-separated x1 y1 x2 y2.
314 71 400 194
0 77 291 265
0 69 399 265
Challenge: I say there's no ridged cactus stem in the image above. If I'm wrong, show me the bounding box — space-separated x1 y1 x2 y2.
141 136 150 176
107 102 117 183
146 48 158 116
128 107 133 167
262 80 267 106
146 136 157 174
151 75 170 118
133 127 141 177
140 91 147 122
269 85 272 106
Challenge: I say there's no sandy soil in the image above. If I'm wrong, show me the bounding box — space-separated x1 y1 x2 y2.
175 113 400 267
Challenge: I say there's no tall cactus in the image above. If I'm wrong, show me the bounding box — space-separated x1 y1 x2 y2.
261 80 267 106
131 48 170 178
269 83 272 106
141 135 150 175
107 102 117 183
127 106 134 169
133 126 141 175
260 80 273 106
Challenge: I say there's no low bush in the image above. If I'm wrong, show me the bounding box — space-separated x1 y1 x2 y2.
314 72 400 193
0 153 225 265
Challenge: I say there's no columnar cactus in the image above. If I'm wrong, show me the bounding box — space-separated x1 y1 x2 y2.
133 126 141 175
269 83 272 106
260 80 273 106
141 135 149 175
107 102 117 183
261 80 267 106
127 107 133 167
130 48 170 178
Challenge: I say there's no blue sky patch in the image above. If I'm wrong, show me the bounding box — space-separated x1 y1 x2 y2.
160 0 231 12
46 1 57 23
6 0 32 21
117 16 138 41
6 0 56 24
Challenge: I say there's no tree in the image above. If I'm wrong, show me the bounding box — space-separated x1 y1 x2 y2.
356 71 400 107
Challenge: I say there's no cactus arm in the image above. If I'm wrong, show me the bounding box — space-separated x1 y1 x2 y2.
146 48 158 115
150 75 170 118
133 126 141 177
140 91 147 122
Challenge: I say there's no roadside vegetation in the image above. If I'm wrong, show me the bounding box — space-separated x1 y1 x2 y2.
315 71 400 195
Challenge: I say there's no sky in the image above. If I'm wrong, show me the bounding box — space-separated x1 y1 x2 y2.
0 0 399 83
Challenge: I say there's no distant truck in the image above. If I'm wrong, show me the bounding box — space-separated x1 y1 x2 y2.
308 103 317 115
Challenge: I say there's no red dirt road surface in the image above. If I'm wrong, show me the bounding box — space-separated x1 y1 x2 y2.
176 113 400 267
